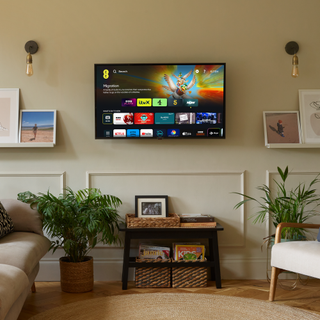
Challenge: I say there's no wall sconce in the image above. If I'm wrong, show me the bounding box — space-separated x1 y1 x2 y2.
285 41 299 78
24 41 38 76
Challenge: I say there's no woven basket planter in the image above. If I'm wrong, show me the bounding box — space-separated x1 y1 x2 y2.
59 256 94 293
135 258 171 287
126 213 180 228
172 260 207 288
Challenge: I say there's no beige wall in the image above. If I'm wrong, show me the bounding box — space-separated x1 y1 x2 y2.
1 0 320 280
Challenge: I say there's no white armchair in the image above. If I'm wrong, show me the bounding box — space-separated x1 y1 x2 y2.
269 222 320 301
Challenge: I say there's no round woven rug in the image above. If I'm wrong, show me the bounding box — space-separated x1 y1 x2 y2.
29 293 320 320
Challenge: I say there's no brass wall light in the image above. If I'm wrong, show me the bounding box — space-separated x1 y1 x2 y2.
25 41 38 76
285 41 299 78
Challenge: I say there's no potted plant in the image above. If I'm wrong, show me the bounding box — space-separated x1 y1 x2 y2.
18 187 123 293
233 166 320 240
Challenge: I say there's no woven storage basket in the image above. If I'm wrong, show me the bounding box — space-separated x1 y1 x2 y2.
135 258 171 287
59 256 94 293
172 259 207 288
126 213 180 228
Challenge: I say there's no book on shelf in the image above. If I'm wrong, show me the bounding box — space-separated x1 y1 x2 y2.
173 243 205 260
138 244 170 259
178 213 215 223
180 221 217 228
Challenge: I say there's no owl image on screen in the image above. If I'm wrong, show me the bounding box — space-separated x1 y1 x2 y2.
162 69 196 100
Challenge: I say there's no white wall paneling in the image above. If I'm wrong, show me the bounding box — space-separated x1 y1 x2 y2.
86 171 245 247
0 172 66 199
266 170 320 237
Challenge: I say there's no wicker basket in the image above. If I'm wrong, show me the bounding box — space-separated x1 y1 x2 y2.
135 258 171 287
126 213 180 228
59 256 94 293
171 259 207 288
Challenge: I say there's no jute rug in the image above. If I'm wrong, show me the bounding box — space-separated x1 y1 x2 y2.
29 293 320 320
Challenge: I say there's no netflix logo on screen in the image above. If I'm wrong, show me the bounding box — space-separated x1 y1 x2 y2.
134 113 154 125
113 129 126 137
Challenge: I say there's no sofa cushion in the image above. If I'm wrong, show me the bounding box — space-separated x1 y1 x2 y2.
0 199 43 236
0 264 29 320
0 202 14 239
0 232 51 277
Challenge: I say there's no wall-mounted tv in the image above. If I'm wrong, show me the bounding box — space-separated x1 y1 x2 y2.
95 63 226 139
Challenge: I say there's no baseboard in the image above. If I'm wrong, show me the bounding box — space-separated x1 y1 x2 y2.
36 257 267 281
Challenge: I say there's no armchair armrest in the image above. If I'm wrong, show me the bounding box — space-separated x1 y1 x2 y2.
275 222 320 245
0 199 44 236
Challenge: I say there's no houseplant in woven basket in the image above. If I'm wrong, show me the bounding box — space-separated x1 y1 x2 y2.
18 187 122 293
233 166 320 240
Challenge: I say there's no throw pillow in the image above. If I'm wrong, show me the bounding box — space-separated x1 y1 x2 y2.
0 201 14 239
317 228 320 242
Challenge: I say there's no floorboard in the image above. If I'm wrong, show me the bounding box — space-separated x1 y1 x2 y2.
18 280 320 319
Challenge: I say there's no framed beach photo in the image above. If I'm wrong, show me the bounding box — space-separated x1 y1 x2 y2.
263 111 301 146
135 195 168 218
299 89 320 143
19 110 56 144
0 88 19 143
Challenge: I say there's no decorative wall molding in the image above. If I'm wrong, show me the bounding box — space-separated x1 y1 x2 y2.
265 169 320 237
86 170 245 247
0 171 66 193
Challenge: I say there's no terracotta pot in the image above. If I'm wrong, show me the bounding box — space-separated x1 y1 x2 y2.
59 256 93 293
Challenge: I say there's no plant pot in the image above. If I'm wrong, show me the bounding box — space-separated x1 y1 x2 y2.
59 256 94 293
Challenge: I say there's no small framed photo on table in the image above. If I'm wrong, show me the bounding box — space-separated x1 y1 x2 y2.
263 111 301 146
135 195 168 218
299 89 320 143
19 110 56 144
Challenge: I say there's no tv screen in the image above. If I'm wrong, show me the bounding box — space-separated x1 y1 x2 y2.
95 63 226 139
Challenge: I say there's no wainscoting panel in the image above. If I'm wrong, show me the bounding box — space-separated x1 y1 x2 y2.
86 171 245 247
266 170 320 237
0 172 66 199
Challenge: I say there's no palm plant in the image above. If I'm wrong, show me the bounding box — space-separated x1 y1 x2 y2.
18 187 123 262
234 166 320 239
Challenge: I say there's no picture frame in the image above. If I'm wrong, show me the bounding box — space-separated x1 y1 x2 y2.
0 88 19 143
263 111 301 146
135 195 168 218
19 110 57 144
299 89 320 144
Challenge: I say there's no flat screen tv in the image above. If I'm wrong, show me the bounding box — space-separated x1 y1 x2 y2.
95 63 226 139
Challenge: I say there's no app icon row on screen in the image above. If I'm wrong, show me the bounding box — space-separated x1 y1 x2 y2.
121 98 198 107
102 112 220 125
104 128 221 138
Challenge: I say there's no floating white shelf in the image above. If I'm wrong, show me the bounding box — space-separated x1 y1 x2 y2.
0 143 54 148
266 143 320 149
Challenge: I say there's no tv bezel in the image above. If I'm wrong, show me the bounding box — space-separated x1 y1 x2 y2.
94 62 226 140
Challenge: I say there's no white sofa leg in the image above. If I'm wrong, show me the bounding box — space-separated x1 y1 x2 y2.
31 282 36 293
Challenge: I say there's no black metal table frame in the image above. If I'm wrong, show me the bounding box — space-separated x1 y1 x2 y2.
119 223 224 290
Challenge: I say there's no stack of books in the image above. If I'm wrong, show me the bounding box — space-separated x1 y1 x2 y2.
178 213 216 228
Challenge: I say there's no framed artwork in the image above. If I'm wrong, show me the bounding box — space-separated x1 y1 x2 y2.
0 88 19 143
299 89 320 143
19 110 56 144
263 111 301 145
135 195 168 218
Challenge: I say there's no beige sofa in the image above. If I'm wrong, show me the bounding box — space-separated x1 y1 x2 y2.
0 199 51 320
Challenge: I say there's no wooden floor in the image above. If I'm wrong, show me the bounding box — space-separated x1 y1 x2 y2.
18 279 320 319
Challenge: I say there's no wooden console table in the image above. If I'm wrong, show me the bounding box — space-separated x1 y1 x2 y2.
119 223 224 290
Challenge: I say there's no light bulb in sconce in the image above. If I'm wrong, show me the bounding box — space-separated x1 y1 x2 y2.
26 52 33 76
285 41 299 78
292 54 299 78
24 41 38 77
